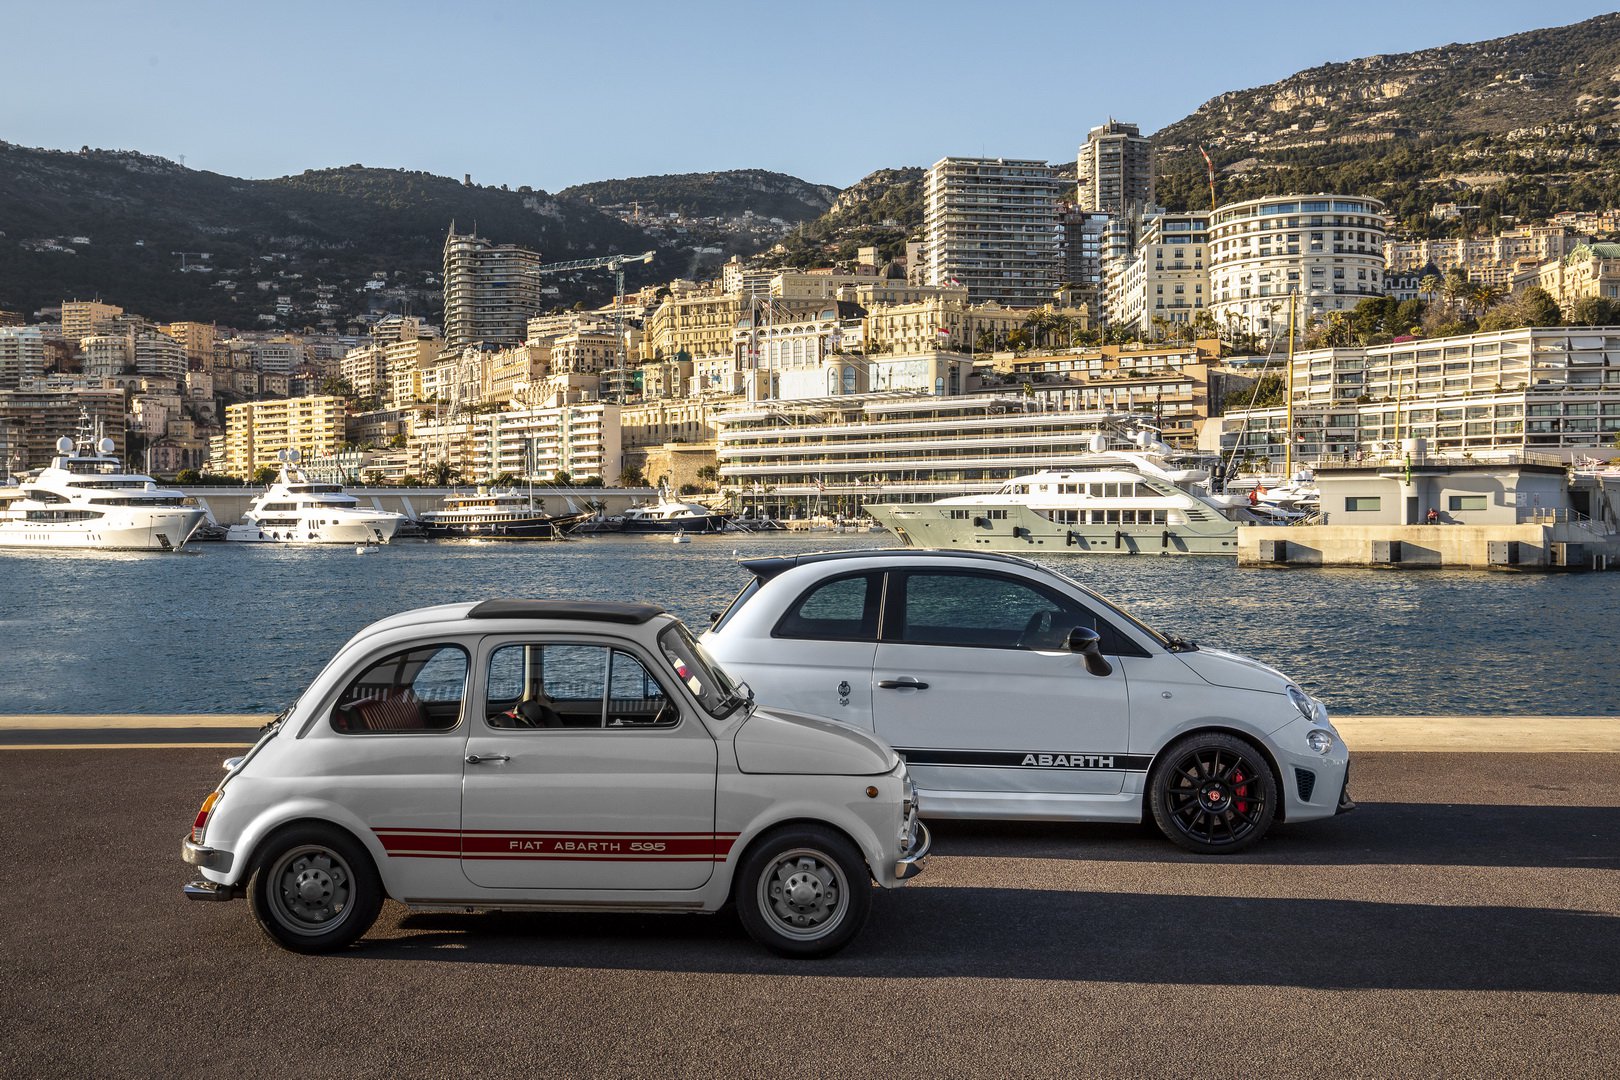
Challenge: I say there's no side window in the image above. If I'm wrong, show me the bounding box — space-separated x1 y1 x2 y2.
331 644 467 733
485 642 678 730
890 572 1103 652
773 573 880 641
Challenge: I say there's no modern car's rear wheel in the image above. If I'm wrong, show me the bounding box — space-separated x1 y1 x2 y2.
736 825 871 958
1150 733 1278 855
248 825 382 953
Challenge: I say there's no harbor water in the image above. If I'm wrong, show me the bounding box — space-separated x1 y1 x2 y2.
1 534 1616 716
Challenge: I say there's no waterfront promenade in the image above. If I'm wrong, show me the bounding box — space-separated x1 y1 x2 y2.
3 713 1617 750
1 728 1615 1078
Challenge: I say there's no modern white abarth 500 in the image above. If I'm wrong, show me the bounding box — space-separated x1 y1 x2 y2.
703 550 1352 854
183 599 928 957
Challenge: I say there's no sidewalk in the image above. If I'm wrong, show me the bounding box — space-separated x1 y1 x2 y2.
0 714 1615 751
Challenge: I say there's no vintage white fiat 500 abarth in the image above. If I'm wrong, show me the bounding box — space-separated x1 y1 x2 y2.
183 599 928 957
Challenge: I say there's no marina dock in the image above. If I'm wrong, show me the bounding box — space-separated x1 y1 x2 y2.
1239 523 1620 570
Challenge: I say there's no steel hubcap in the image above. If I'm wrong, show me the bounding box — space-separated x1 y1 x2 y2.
272 848 351 931
761 851 845 938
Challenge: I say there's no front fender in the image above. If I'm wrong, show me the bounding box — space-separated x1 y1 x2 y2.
717 772 907 891
207 796 391 890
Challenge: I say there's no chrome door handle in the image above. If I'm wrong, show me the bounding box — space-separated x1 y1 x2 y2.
878 678 929 690
465 753 510 765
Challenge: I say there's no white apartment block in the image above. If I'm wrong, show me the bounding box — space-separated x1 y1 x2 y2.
134 330 188 384
482 403 622 485
922 157 1063 307
1208 195 1386 338
1219 326 1620 467
1105 213 1209 334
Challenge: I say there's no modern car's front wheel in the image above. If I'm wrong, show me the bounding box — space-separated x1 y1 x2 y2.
248 825 383 953
1150 733 1278 855
736 825 871 958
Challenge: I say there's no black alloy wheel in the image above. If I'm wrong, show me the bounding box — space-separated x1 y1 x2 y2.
1150 732 1278 855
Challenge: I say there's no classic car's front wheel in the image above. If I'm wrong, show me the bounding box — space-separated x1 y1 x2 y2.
248 825 383 953
736 825 871 958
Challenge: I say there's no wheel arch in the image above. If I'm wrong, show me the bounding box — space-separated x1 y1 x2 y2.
230 804 390 890
728 816 874 902
1142 724 1288 823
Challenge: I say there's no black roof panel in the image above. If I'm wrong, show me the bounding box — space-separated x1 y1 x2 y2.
739 548 1037 582
467 600 665 624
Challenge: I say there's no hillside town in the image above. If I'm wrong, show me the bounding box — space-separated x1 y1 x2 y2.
3 119 1620 521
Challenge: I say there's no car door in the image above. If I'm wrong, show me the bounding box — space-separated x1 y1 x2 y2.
724 570 881 732
460 637 720 891
870 568 1134 797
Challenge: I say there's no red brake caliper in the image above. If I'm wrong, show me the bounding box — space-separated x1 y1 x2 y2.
1233 769 1249 814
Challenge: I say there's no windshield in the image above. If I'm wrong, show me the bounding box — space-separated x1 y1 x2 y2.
657 622 748 719
1039 563 1175 650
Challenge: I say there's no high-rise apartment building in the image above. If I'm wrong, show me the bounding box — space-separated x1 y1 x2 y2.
1104 212 1210 334
61 300 123 345
1077 121 1154 216
442 228 543 349
0 327 46 390
921 157 1063 307
223 395 347 477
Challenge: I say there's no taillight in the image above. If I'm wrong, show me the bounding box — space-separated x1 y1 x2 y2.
191 792 221 844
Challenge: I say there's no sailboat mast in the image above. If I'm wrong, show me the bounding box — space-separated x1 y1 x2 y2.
1284 293 1297 478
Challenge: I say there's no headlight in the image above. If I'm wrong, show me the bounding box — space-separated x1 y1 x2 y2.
1306 728 1334 755
1286 685 1314 722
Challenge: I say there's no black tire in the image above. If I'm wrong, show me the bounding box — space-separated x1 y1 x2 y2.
1149 732 1278 855
247 824 383 953
735 825 871 958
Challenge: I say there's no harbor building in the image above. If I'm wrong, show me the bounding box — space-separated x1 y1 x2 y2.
1077 120 1154 216
442 228 542 349
223 395 346 477
1214 326 1620 468
714 394 1142 518
1002 339 1221 448
920 157 1064 307
0 380 126 473
1208 195 1386 340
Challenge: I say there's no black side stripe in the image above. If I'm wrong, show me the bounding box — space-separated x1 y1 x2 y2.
897 748 1152 771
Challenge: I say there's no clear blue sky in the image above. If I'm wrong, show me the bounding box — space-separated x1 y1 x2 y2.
4 1 1615 192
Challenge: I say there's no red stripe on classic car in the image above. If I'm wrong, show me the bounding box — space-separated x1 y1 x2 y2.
373 828 741 861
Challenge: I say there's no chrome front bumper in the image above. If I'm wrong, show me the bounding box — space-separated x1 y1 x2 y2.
894 820 931 880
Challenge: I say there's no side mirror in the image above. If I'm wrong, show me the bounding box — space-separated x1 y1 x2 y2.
1066 626 1114 677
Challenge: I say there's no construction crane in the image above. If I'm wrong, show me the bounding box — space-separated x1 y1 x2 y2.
170 251 211 271
535 250 655 401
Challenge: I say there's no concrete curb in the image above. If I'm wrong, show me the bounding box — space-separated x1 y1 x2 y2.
0 714 1616 751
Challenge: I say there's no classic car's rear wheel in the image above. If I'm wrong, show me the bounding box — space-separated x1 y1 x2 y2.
248 825 382 953
1149 732 1278 855
736 825 871 958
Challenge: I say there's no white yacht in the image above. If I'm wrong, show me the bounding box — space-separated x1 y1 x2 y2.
619 493 730 533
0 435 205 552
864 435 1247 556
226 451 404 545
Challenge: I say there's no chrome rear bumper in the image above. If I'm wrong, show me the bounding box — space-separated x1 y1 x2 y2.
183 880 239 902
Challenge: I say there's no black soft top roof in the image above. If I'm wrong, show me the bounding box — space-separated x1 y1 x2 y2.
467 599 665 624
739 548 1035 583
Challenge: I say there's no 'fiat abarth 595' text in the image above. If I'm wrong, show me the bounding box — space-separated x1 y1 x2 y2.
182 600 928 957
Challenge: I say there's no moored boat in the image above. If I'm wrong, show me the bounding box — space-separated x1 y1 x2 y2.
0 432 204 552
417 486 581 541
225 451 404 545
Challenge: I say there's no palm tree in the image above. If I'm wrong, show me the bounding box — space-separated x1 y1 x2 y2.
425 461 461 487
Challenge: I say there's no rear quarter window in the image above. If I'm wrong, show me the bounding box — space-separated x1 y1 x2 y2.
772 572 882 641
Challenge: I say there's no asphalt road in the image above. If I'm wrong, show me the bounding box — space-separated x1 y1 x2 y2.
2 748 1616 1078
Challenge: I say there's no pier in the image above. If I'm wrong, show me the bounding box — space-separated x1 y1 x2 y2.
1239 522 1620 569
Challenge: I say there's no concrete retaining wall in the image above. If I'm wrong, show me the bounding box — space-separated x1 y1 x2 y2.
1239 523 1620 570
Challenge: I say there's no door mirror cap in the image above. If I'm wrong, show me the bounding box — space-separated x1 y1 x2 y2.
1066 626 1114 677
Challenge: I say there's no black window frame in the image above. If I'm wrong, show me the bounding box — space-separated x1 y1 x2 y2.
770 571 884 643
879 569 1149 657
